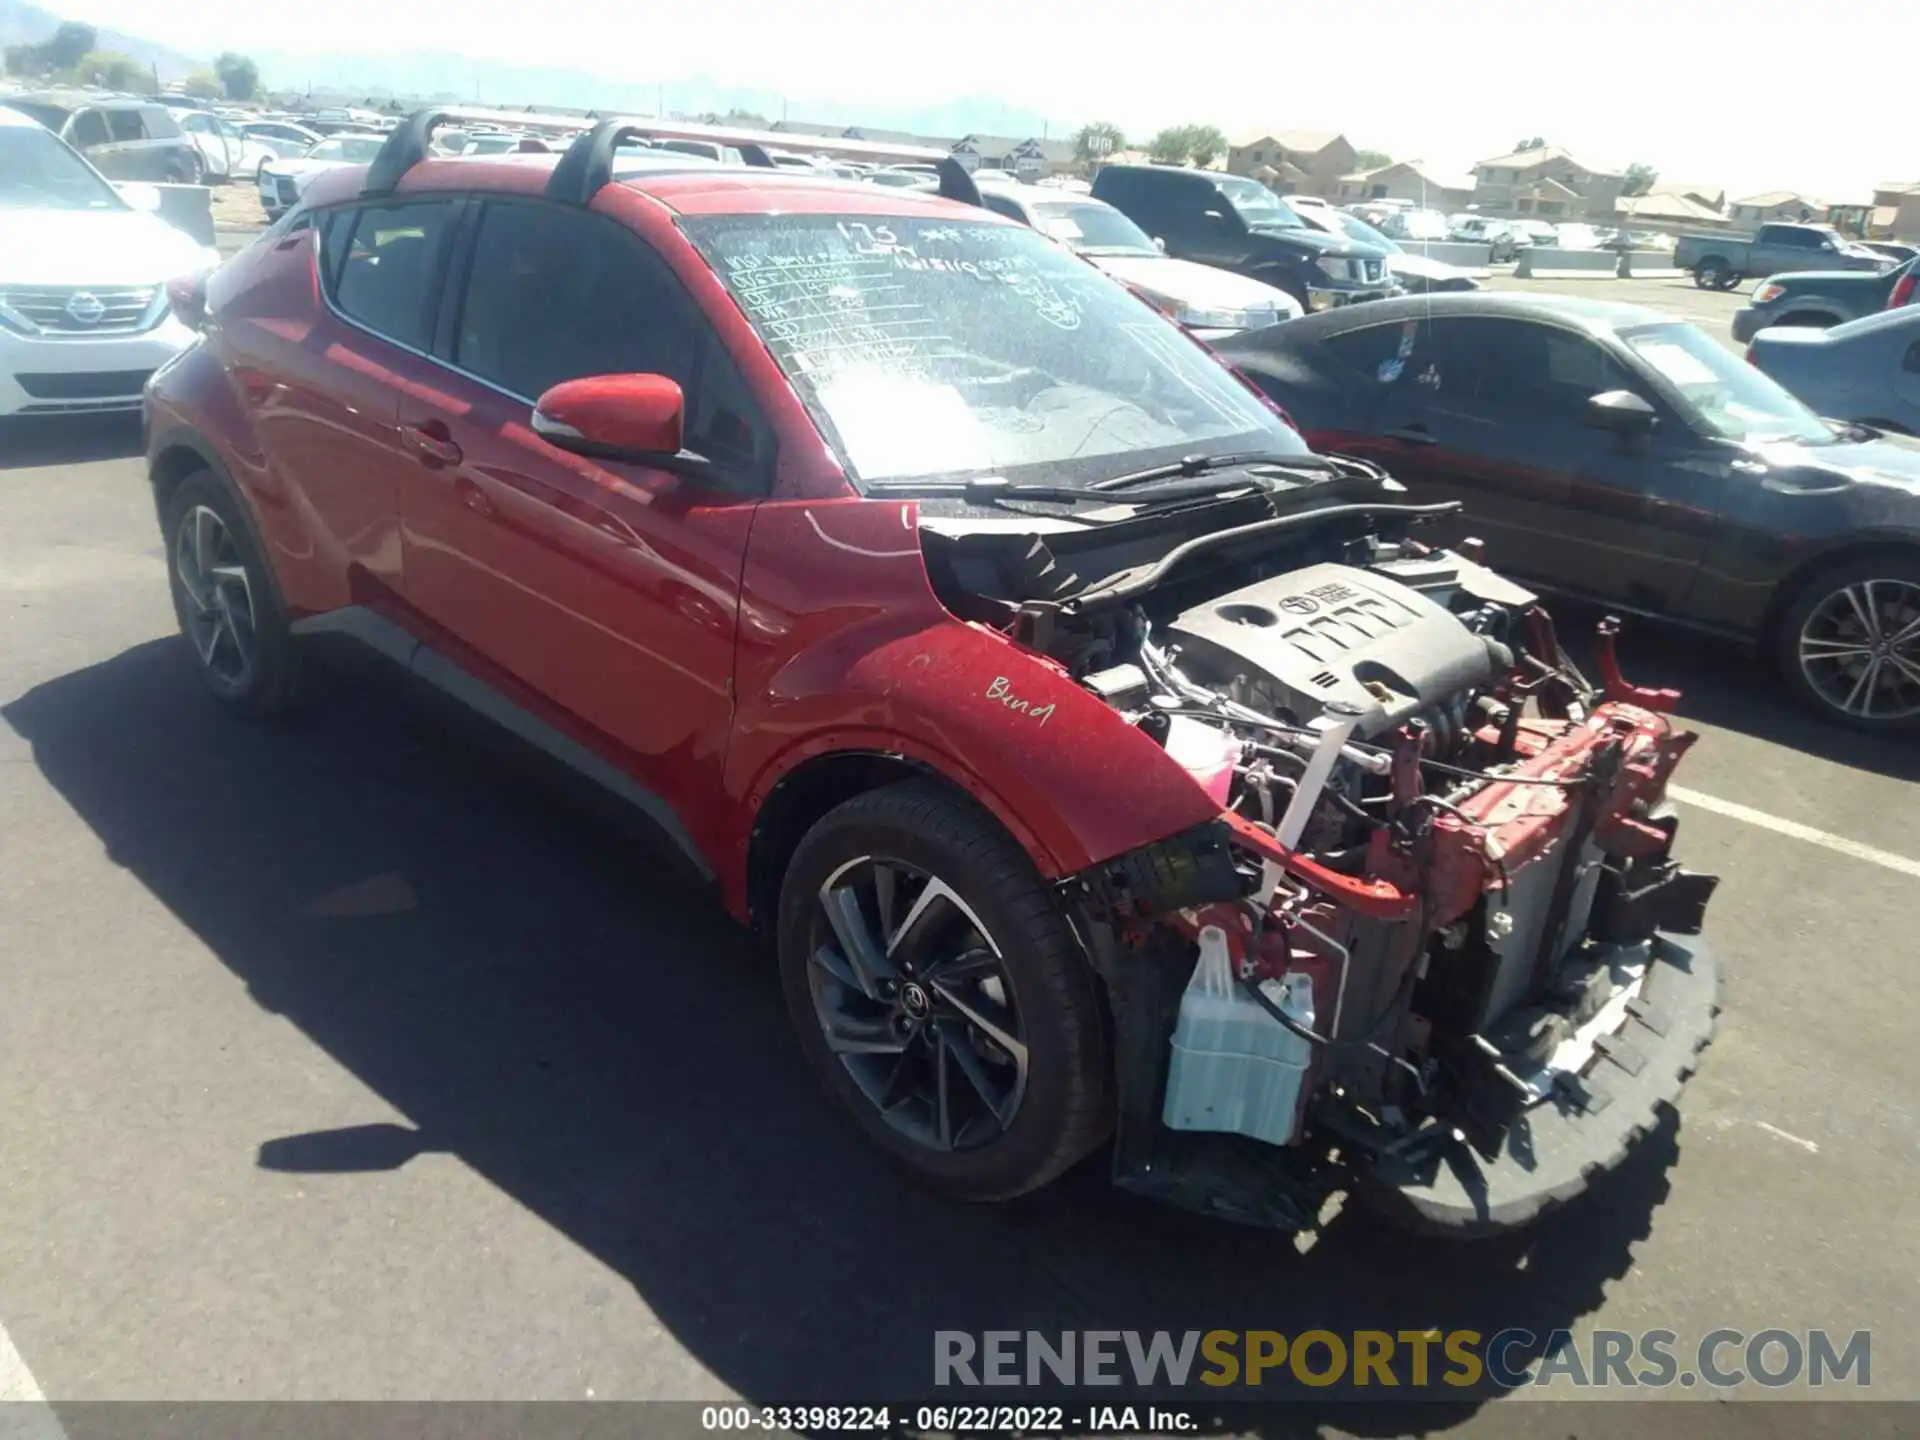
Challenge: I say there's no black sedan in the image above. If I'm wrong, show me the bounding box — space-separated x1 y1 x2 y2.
1216 293 1920 732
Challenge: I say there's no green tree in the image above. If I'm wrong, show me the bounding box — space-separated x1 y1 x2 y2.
1622 162 1658 197
214 52 260 101
3 42 38 76
722 108 769 127
42 21 96 71
1147 125 1193 163
1352 148 1391 169
1187 124 1227 169
1512 135 1547 152
77 49 144 89
1073 120 1125 164
182 69 221 99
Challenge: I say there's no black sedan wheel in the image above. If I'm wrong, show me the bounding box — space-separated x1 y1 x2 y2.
1779 557 1920 731
776 780 1112 1200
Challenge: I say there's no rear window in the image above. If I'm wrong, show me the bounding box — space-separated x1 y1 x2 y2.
4 102 70 130
105 109 146 143
323 201 459 352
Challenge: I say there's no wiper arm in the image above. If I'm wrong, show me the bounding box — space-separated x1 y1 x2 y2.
1086 449 1334 492
863 474 1274 508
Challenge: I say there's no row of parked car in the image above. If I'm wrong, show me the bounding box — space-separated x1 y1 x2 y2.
6 102 1919 727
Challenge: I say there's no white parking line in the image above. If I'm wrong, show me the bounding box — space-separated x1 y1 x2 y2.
1670 786 1920 881
0 1317 65 1440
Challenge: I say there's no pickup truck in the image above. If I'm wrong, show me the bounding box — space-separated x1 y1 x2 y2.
1674 222 1889 291
1730 255 1920 343
1090 164 1395 312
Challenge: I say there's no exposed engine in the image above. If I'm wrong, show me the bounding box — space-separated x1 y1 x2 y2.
921 492 1722 1234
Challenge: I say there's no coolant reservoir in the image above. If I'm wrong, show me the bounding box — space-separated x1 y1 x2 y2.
1162 925 1316 1148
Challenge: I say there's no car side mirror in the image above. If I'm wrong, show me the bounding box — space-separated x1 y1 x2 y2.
166 272 209 331
1586 389 1658 445
532 374 709 478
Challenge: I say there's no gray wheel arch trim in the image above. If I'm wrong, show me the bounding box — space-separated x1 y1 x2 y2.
290 605 713 879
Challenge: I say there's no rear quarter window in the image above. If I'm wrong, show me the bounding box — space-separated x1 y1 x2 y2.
140 107 182 139
322 201 459 353
105 109 145 143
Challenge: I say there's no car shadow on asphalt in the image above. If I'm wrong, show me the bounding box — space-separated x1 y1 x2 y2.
1549 602 1920 783
5 640 1691 1431
0 416 146 471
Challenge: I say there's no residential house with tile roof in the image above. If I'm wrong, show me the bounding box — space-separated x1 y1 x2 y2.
1225 130 1357 198
1469 144 1625 221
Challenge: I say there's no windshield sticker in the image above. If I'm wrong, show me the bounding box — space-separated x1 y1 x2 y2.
1376 358 1405 384
815 373 992 474
1397 324 1418 359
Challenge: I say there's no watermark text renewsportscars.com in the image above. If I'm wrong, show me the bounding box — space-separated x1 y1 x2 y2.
934 1328 1872 1391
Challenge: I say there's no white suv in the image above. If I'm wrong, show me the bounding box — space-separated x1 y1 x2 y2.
0 105 214 419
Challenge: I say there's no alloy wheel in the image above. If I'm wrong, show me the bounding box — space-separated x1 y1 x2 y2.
807 856 1028 1152
1798 579 1920 721
174 504 258 688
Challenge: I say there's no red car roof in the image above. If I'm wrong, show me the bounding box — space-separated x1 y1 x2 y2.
301 155 1006 222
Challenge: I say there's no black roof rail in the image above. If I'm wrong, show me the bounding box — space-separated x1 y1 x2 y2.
361 107 455 197
934 157 983 208
545 115 985 209
546 119 665 204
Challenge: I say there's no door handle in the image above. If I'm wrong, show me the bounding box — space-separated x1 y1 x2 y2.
402 421 462 466
1384 425 1438 447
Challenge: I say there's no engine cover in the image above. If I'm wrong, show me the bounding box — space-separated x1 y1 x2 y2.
1164 562 1499 734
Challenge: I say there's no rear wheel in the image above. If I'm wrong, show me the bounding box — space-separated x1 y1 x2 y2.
1693 258 1728 289
1776 554 1920 732
776 780 1113 1201
162 469 312 717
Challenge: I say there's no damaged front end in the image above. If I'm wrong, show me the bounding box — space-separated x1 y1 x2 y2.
924 487 1721 1235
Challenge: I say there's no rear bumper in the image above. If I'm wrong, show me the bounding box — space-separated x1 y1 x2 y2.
1730 307 1767 344
0 322 197 418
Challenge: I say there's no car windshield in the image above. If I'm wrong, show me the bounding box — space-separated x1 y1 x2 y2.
1323 210 1400 253
1620 321 1832 445
1028 199 1156 256
1395 211 1451 239
0 124 123 210
683 213 1303 488
309 137 383 162
1212 175 1303 230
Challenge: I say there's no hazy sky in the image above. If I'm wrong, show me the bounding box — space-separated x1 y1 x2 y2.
68 0 1909 202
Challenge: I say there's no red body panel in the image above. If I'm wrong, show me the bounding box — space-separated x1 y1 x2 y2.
149 155 1228 925
715 499 1224 910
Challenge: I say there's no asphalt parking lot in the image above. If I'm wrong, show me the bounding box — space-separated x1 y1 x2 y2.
0 280 1915 1432
1484 270 1750 348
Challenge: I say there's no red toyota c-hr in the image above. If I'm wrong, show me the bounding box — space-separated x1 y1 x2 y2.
144 112 1718 1234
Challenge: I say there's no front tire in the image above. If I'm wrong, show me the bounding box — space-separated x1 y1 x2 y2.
776 780 1113 1201
162 469 312 718
1775 553 1920 733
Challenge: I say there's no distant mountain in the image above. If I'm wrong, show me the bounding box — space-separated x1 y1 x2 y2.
2 5 1075 144
252 49 1070 143
0 0 198 79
